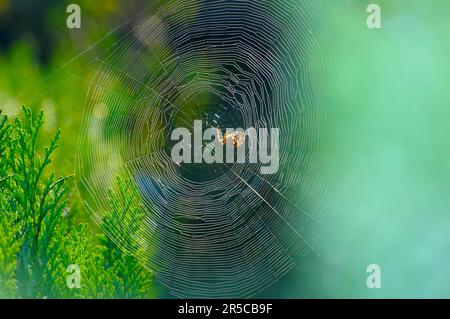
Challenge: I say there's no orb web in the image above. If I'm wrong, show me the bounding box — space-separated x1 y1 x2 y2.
76 0 336 298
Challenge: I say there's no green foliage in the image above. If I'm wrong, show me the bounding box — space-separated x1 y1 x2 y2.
99 178 152 298
0 107 153 298
4 107 69 298
0 111 21 298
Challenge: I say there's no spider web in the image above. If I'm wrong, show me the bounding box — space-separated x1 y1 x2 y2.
76 0 337 298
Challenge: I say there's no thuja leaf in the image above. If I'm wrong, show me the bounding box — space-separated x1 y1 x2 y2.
0 107 153 299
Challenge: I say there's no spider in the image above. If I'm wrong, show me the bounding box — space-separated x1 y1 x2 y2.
216 128 245 147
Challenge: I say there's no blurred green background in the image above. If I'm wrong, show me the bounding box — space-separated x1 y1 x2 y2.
1 0 449 298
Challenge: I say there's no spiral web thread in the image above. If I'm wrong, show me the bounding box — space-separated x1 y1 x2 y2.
76 0 335 298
